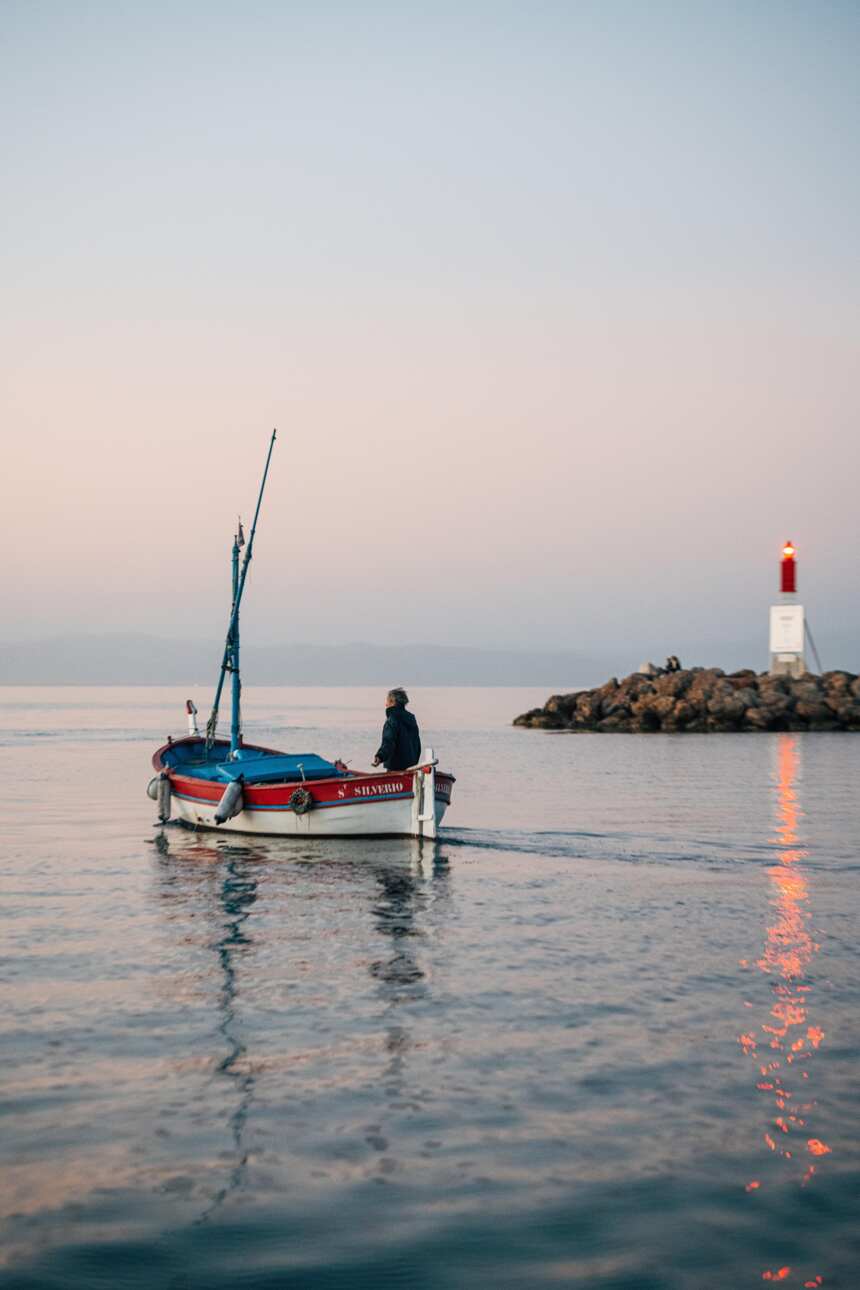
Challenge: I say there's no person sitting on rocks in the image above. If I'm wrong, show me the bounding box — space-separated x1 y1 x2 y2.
372 688 422 772
665 655 682 673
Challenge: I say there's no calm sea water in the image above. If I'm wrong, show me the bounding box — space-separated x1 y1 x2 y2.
2 686 859 1290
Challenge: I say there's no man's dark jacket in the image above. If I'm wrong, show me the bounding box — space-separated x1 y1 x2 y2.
376 704 421 771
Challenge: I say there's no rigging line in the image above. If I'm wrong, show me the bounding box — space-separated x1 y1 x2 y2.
804 619 823 675
206 430 277 746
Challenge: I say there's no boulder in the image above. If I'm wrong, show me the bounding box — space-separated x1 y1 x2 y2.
631 692 660 717
634 708 661 732
653 671 690 698
545 693 581 716
686 682 713 707
688 670 727 705
530 713 565 729
673 699 697 726
794 700 832 724
598 713 631 732
795 673 825 693
600 679 632 718
792 680 823 705
707 692 746 722
575 693 602 723
614 681 653 715
744 707 774 730
652 694 678 720
822 671 855 691
837 702 860 727
752 697 790 729
759 689 793 712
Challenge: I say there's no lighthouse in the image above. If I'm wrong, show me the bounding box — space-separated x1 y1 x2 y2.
769 541 806 677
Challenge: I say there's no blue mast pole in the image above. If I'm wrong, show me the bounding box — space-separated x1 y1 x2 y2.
229 529 241 755
206 430 277 752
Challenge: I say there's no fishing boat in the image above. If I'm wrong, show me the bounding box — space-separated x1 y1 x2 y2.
147 430 455 839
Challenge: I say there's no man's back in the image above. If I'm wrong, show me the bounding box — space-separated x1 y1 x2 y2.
377 704 421 771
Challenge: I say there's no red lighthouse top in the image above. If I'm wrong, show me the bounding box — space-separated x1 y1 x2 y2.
781 541 797 594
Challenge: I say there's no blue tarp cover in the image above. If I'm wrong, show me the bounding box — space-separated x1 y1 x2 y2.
217 753 341 784
164 743 343 784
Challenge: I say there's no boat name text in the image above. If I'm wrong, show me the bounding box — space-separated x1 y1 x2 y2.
352 780 405 797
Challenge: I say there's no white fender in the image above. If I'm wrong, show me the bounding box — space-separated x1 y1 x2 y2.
156 773 172 823
214 777 244 825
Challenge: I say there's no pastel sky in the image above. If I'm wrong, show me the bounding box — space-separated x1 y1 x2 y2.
3 1 858 662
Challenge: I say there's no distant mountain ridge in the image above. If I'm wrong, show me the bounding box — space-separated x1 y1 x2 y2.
4 632 844 686
0 634 610 687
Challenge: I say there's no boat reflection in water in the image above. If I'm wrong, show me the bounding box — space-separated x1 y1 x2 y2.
366 847 450 1171
154 831 261 1223
738 734 829 1198
151 827 447 1212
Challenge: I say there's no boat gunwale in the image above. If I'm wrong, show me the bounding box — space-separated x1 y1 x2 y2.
152 735 456 791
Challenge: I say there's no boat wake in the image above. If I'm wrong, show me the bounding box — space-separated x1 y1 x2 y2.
440 825 795 871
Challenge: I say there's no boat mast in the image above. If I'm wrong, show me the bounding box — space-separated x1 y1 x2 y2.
205 429 277 754
229 523 242 755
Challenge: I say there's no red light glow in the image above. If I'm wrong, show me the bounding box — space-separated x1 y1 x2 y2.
780 541 797 593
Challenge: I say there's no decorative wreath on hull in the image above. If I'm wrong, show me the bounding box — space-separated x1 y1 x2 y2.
289 787 314 814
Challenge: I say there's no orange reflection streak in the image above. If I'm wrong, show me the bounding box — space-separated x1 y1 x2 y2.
738 735 829 1188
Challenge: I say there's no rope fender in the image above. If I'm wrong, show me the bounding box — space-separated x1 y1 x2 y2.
289 787 314 814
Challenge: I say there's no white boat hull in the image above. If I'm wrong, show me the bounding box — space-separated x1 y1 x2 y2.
170 790 450 837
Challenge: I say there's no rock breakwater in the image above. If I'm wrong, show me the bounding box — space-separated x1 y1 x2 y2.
513 668 860 732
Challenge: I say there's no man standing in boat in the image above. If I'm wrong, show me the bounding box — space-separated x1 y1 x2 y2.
372 688 422 771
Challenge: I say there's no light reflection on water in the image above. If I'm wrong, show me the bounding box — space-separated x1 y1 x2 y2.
739 735 831 1286
740 738 823 1169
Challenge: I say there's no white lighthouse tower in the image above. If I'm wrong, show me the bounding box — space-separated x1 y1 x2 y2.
769 540 806 677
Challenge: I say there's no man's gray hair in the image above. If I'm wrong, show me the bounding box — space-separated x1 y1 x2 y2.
387 687 409 706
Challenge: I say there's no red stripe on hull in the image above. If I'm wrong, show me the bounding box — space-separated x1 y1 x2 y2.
155 739 454 812
169 771 454 809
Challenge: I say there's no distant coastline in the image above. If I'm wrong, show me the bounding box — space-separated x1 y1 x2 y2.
7 634 856 691
0 633 604 688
